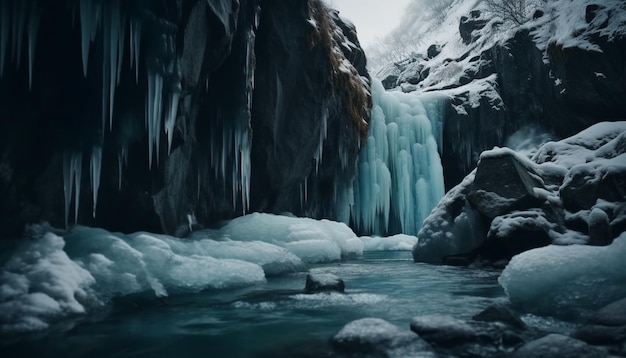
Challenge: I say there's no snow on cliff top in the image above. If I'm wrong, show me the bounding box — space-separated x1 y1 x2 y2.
374 0 626 89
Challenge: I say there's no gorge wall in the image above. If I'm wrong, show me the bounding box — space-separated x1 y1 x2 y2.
0 0 371 238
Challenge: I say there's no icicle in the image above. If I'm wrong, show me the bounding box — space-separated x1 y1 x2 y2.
90 146 102 217
62 153 72 229
27 1 40 89
79 0 92 76
0 0 10 77
237 128 251 214
146 70 163 169
304 175 308 203
165 81 181 155
117 146 127 190
11 0 26 67
197 171 201 202
117 152 123 190
116 11 126 85
342 79 446 235
129 19 142 82
314 107 328 173
74 155 82 226
108 0 121 129
63 151 83 228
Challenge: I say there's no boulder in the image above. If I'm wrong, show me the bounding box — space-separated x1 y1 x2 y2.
304 272 345 293
467 153 543 219
560 167 626 211
331 318 436 357
381 74 398 90
573 297 626 345
427 44 441 59
410 315 477 346
573 324 626 345
459 10 488 45
472 303 526 330
588 207 611 245
511 334 607 358
590 297 626 326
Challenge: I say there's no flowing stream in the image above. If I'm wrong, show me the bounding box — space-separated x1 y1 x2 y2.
1 251 522 357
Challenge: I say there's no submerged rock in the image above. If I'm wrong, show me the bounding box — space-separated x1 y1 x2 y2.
511 334 608 358
331 318 436 358
590 297 626 326
409 314 476 346
472 303 526 330
305 272 345 293
573 297 626 345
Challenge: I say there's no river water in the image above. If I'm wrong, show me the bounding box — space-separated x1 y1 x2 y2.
2 251 574 357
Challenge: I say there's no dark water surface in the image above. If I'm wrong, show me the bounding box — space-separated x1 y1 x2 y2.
3 251 510 357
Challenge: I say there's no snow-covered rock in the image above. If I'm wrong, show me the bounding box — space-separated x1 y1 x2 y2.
374 0 626 189
359 234 418 251
499 232 626 318
0 214 362 333
414 121 626 265
331 318 436 358
305 272 345 293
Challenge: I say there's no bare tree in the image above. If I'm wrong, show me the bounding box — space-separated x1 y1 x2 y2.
424 0 456 23
484 0 547 26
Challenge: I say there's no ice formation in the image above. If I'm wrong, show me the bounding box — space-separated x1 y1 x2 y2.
499 233 626 317
339 79 445 235
146 70 164 168
359 234 418 251
0 214 363 332
212 213 364 262
89 146 102 217
0 233 96 333
63 152 83 228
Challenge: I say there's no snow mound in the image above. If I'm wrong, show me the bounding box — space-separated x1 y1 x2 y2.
360 234 418 251
0 233 95 333
217 213 363 262
1 213 361 333
499 232 626 317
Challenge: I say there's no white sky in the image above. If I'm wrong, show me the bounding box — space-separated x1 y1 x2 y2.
325 0 412 48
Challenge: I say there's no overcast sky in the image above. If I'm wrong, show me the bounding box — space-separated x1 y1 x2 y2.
324 0 412 48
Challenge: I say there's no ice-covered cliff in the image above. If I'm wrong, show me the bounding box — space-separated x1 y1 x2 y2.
0 0 371 237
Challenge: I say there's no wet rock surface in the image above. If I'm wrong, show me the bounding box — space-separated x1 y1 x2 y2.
305 272 345 293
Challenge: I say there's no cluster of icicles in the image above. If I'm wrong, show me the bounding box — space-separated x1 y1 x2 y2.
0 0 255 227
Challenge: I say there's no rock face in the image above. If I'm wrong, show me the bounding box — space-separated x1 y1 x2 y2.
0 0 371 237
379 4 626 190
466 153 543 219
414 122 626 265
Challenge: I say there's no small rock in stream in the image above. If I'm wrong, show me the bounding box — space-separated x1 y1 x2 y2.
304 272 345 293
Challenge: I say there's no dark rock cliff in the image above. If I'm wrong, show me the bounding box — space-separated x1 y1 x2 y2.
0 0 371 238
380 5 626 190
443 27 626 188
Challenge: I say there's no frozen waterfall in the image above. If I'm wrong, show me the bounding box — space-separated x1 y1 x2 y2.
339 79 446 235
